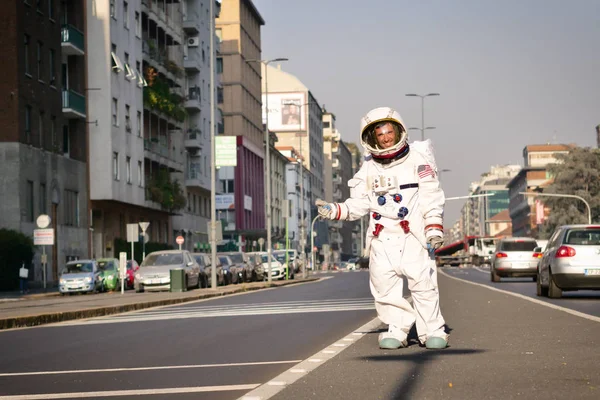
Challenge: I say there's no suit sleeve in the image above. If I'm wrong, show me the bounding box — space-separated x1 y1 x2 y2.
415 153 445 237
335 162 370 221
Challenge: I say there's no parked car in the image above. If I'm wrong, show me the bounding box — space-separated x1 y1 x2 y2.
191 253 212 288
272 250 295 279
135 250 201 292
346 258 359 271
217 255 235 285
97 258 120 291
223 252 252 283
537 225 600 298
125 260 139 290
490 237 541 282
247 252 285 280
59 259 103 295
285 249 302 273
246 252 266 281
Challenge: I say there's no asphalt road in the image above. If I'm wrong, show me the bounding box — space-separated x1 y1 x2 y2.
443 265 600 317
0 271 376 399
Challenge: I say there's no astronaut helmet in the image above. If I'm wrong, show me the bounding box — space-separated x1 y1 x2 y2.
360 107 409 165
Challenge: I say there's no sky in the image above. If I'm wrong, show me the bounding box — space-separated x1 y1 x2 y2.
252 0 600 225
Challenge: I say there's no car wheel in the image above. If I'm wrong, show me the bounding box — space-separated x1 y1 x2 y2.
548 269 562 299
536 271 548 297
491 268 501 282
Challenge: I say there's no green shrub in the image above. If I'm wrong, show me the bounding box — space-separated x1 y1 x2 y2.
0 229 35 291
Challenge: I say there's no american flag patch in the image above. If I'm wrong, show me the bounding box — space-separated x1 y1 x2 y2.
417 164 435 179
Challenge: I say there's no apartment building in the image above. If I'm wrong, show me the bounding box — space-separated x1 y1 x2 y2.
216 0 266 248
0 0 89 284
346 142 365 256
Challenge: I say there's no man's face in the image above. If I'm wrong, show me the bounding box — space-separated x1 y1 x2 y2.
374 123 397 149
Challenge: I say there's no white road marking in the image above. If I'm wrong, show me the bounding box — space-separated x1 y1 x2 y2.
237 316 382 400
0 360 302 378
58 298 375 326
0 384 260 399
439 269 600 323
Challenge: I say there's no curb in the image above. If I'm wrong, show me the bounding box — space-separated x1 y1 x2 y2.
0 277 319 330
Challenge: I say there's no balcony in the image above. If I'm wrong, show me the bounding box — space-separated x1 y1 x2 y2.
185 129 203 150
62 90 86 119
183 52 201 73
182 11 200 34
184 87 201 112
332 158 340 169
61 25 85 56
143 138 184 172
185 162 209 189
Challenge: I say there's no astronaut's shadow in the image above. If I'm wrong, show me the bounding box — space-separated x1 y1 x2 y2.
373 324 453 347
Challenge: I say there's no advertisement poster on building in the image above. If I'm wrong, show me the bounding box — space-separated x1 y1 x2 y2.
261 92 306 132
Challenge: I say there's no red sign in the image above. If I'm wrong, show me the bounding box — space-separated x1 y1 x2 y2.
176 236 185 245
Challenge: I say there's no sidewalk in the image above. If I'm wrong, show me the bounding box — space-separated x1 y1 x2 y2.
0 277 318 330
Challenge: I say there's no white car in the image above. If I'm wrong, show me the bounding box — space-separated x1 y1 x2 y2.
346 258 359 271
247 252 285 280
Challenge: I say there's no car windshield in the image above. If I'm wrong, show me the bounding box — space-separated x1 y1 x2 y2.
142 253 183 267
287 251 296 259
482 239 497 247
218 256 230 266
273 252 287 262
97 261 116 271
65 262 93 274
564 229 600 245
194 256 205 266
228 253 244 263
500 241 537 251
260 254 275 263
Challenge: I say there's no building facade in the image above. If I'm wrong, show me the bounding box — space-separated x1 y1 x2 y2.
0 0 89 285
216 0 266 248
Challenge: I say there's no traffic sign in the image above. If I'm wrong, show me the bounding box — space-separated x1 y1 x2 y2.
36 214 51 229
139 222 150 232
34 229 54 245
126 224 139 243
176 236 185 245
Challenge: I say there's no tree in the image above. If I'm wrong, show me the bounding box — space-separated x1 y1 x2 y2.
539 147 600 238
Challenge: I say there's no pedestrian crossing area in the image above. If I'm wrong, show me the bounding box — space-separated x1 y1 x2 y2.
60 298 376 326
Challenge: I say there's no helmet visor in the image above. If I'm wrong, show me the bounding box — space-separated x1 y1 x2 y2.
362 121 404 150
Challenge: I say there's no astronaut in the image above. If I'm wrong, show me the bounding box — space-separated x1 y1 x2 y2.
316 107 448 350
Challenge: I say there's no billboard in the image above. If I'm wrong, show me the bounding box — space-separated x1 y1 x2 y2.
261 92 307 132
215 136 237 167
216 194 235 210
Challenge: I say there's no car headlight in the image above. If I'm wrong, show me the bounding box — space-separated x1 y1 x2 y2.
223 270 228 274
59 278 66 284
84 277 92 283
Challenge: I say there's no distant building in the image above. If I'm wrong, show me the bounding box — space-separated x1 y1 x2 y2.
488 210 512 238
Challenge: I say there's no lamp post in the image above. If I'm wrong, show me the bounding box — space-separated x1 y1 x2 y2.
209 0 217 289
283 100 315 279
246 57 289 283
310 214 319 274
405 93 440 141
520 192 591 224
438 168 451 182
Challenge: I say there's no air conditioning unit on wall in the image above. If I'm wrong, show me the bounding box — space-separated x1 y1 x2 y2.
188 37 200 47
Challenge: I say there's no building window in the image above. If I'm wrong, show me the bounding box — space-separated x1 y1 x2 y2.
38 111 44 148
40 183 47 214
63 125 70 156
50 116 56 150
37 42 43 81
216 57 223 73
49 49 56 85
126 156 131 183
25 105 32 142
125 104 131 132
113 152 119 180
24 35 30 76
123 1 129 28
64 190 79 227
48 0 54 20
215 28 222 42
112 98 118 126
36 0 42 13
25 180 34 222
110 0 116 19
136 111 142 137
137 161 143 187
217 87 223 103
135 11 141 37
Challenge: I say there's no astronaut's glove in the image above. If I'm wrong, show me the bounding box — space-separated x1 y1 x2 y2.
427 235 444 250
316 199 338 220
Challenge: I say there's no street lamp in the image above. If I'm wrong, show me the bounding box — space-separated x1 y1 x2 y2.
520 192 591 224
283 100 316 279
246 57 289 283
310 214 319 273
405 93 440 141
438 168 451 181
446 193 495 201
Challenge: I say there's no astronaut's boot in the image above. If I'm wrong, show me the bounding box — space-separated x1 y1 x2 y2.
378 325 408 349
425 336 448 349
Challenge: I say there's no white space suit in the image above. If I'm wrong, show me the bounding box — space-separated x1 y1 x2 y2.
317 107 448 349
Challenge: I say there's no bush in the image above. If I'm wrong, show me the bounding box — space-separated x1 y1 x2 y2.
0 229 35 291
113 238 174 265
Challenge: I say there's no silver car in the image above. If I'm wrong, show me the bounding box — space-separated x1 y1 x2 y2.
537 225 600 298
59 260 103 294
490 237 541 282
135 250 201 292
